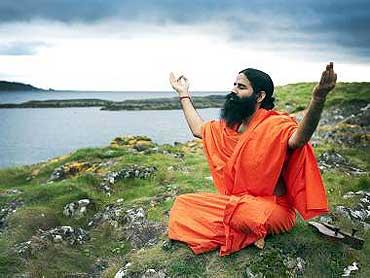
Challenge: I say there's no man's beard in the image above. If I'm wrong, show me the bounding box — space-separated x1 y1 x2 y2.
220 92 257 128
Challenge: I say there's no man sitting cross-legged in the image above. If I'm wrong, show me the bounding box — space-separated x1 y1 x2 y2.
167 63 337 256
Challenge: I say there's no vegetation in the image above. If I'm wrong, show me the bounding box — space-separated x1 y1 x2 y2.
0 82 369 277
0 81 44 92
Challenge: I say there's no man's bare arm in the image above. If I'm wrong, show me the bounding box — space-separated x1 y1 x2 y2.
288 62 337 149
169 73 205 138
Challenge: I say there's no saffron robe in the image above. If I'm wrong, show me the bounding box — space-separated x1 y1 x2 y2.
168 108 329 256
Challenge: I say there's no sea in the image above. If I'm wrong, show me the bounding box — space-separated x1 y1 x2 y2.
0 90 226 169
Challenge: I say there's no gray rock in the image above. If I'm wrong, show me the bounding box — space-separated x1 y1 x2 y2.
122 207 167 249
87 258 109 277
98 165 157 194
342 262 360 277
0 189 22 196
141 269 166 278
336 191 370 228
88 201 125 228
115 262 132 278
63 199 91 218
318 151 367 176
245 267 265 278
283 256 306 277
0 199 24 232
14 226 90 257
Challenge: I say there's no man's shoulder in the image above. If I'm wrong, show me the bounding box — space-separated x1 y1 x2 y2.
265 110 298 125
201 119 222 136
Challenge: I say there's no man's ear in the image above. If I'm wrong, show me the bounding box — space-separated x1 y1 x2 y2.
257 91 266 104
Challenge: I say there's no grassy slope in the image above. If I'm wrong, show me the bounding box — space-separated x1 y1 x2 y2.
0 82 369 277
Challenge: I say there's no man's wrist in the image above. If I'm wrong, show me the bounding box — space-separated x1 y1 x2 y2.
179 95 191 100
312 96 326 104
178 91 190 97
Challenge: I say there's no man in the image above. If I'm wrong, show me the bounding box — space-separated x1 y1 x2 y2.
168 63 337 256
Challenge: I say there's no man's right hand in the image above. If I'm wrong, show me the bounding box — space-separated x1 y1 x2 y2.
169 72 190 96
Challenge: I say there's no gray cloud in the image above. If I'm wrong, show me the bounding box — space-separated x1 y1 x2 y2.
0 41 48 55
0 0 369 62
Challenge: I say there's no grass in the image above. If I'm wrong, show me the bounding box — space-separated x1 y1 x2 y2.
0 82 369 277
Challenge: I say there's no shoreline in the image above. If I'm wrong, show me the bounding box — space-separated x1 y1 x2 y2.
0 95 225 110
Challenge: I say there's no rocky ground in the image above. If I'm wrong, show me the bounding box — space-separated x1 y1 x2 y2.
0 83 369 277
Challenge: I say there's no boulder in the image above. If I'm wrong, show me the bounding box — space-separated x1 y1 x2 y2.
49 161 92 181
14 225 90 257
318 150 367 175
122 207 167 249
0 199 24 232
88 199 125 228
111 135 156 152
63 199 91 218
98 165 157 194
335 191 370 229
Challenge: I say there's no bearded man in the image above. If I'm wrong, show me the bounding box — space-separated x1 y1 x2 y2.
168 63 337 256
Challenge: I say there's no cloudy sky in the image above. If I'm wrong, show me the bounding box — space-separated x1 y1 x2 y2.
0 0 369 91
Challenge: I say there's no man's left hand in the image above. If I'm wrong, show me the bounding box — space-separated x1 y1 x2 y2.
313 62 337 102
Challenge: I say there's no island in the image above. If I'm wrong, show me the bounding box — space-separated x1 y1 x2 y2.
0 81 46 92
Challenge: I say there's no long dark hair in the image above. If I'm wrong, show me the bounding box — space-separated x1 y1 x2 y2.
239 68 275 110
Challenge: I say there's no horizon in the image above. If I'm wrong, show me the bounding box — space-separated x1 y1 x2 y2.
1 1 370 91
1 79 369 93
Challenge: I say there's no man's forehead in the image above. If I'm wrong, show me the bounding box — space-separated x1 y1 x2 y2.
235 73 250 85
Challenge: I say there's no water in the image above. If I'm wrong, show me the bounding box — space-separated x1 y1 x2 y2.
0 90 226 104
0 92 222 168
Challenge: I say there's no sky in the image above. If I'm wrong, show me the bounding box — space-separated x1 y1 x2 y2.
0 0 369 91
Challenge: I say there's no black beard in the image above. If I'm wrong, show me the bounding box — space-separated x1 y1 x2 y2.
220 92 257 128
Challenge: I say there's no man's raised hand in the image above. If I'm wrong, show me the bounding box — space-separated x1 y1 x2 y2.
169 72 190 97
313 62 337 101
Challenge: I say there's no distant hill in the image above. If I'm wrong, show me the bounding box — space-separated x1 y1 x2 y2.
0 81 45 92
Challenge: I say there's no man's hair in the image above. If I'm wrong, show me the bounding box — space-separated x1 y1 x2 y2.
239 68 275 110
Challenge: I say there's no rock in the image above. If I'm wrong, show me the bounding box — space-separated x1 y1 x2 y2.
53 234 63 243
134 140 154 152
342 262 360 277
115 262 132 278
0 189 22 196
14 226 90 257
98 165 157 194
319 215 333 224
115 264 166 278
111 135 156 152
88 201 125 228
122 207 167 249
318 150 367 175
63 199 91 218
161 238 178 251
87 258 109 277
49 161 92 181
335 191 370 228
180 139 203 154
283 256 306 277
315 103 370 148
0 199 24 232
141 269 166 278
244 267 264 278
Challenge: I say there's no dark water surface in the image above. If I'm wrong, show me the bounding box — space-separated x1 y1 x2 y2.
0 105 220 169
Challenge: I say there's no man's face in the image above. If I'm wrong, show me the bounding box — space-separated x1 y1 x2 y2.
232 73 254 98
220 73 257 128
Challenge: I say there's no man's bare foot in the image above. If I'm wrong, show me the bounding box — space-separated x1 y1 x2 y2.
254 238 265 249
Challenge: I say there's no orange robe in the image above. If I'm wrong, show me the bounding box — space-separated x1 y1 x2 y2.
168 108 329 256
